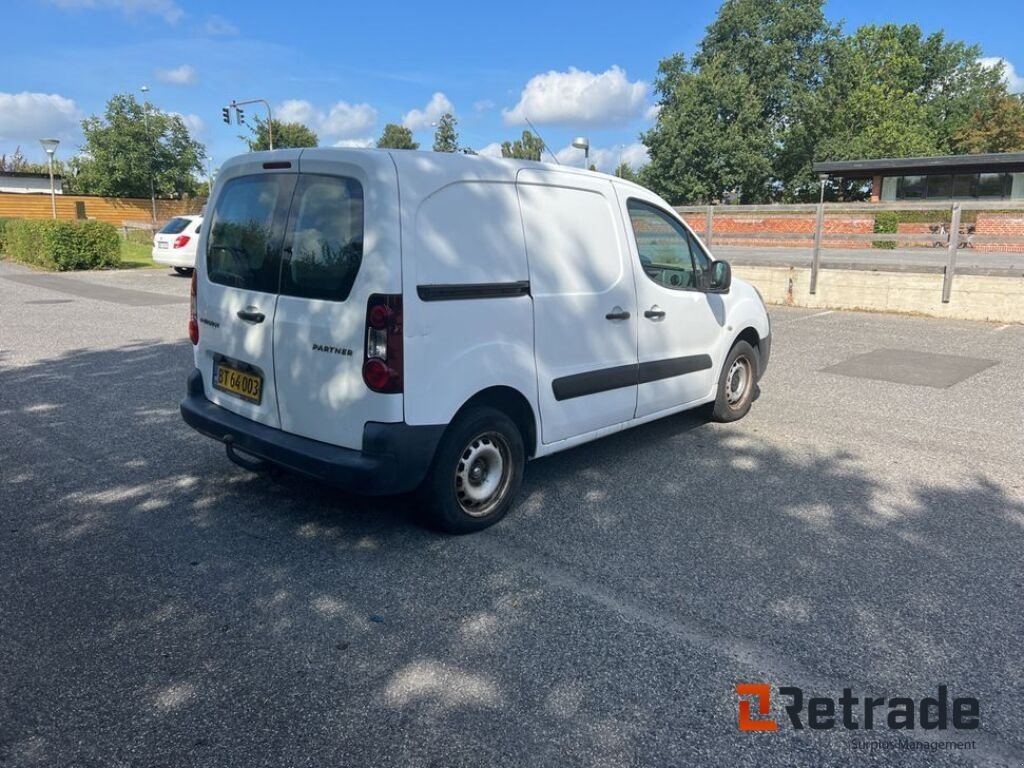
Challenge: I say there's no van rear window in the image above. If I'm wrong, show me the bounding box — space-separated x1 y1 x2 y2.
280 175 364 302
159 217 191 235
206 175 295 293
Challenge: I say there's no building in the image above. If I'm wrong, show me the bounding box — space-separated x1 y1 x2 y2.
0 171 64 195
813 152 1024 203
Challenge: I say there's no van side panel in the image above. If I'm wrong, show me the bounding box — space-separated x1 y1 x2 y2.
401 180 538 431
517 170 639 445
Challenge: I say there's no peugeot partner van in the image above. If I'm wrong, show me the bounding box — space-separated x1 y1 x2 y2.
180 149 771 532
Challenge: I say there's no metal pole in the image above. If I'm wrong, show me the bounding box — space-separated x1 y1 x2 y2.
809 180 826 295
705 205 714 246
584 147 589 170
47 153 57 219
942 202 962 304
231 99 274 149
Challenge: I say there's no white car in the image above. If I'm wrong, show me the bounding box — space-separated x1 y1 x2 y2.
181 149 771 532
152 215 202 274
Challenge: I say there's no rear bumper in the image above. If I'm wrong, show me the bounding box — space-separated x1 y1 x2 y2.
180 369 443 495
757 333 771 380
152 248 195 267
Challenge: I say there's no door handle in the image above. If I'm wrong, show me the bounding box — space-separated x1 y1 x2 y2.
237 307 265 323
644 307 666 320
605 307 631 321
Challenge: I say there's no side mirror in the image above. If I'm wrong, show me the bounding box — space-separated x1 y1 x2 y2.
708 260 732 293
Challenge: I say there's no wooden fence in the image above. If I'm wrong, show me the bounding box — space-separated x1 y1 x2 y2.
0 192 205 228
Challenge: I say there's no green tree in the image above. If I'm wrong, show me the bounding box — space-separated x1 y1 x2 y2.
377 123 418 150
245 117 318 151
71 93 205 198
642 0 839 203
432 112 459 152
614 163 639 182
953 92 1024 154
501 131 544 161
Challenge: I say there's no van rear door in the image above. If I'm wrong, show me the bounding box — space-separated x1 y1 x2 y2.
195 154 299 429
272 150 403 450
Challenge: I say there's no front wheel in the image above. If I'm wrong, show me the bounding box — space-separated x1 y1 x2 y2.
419 406 525 534
711 340 758 422
173 267 194 276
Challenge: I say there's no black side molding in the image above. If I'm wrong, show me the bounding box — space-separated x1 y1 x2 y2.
638 354 712 384
417 281 530 302
552 355 713 401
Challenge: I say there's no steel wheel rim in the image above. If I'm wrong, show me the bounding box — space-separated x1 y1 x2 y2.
725 356 752 407
454 432 512 517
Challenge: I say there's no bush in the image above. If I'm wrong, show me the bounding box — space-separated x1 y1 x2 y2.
0 217 17 255
873 211 899 250
3 219 121 270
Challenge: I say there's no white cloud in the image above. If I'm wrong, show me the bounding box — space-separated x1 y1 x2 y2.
276 99 378 138
402 92 454 131
170 112 204 135
333 137 375 148
503 66 648 127
477 142 503 158
156 65 197 85
47 0 183 24
555 141 650 173
979 56 1024 94
473 99 495 113
644 104 662 121
203 15 238 35
0 92 81 143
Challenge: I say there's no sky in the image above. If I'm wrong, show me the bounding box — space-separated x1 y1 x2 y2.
1 0 1021 177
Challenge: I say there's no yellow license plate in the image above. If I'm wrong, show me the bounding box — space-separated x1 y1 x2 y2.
213 363 263 404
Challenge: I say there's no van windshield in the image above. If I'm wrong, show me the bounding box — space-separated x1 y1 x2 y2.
206 174 296 293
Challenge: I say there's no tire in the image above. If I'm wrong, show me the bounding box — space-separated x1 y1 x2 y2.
173 267 194 276
711 340 758 423
419 406 525 534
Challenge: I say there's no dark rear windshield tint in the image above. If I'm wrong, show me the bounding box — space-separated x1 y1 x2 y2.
206 175 296 293
159 217 191 235
280 175 364 302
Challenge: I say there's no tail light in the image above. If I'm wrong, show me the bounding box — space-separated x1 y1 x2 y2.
173 235 191 249
188 271 199 345
362 294 402 393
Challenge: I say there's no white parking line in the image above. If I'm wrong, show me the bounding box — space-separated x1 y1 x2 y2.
773 310 834 325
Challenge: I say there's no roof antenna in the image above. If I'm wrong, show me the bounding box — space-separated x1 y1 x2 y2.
524 115 560 165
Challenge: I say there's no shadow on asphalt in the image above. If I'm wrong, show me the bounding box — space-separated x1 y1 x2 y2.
2 341 1023 766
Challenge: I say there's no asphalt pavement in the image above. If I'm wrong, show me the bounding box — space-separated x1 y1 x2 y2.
1 261 1022 767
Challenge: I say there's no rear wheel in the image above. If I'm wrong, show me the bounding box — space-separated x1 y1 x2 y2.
173 267 194 276
711 340 757 422
419 406 525 534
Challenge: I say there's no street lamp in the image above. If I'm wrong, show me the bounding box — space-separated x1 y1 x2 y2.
818 172 829 205
571 136 590 170
39 138 60 219
140 85 157 222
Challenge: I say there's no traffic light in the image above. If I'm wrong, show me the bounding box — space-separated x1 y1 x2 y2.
236 107 245 125
221 106 230 124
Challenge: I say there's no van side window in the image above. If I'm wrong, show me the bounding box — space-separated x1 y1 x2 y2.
207 174 295 293
627 200 705 291
281 175 364 302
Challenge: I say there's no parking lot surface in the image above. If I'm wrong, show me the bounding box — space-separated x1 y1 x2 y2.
1 261 1022 767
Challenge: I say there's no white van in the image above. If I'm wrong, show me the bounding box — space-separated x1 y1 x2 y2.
180 149 770 532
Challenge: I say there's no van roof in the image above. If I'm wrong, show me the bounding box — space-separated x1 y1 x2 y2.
220 147 647 191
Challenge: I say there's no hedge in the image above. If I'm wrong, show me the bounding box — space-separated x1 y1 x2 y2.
0 217 16 255
3 219 121 270
872 211 899 250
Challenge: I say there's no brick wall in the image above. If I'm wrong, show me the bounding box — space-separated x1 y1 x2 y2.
0 193 205 228
679 213 874 248
975 214 1024 253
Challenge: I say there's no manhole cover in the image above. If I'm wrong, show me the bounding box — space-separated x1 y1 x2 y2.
821 348 996 388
